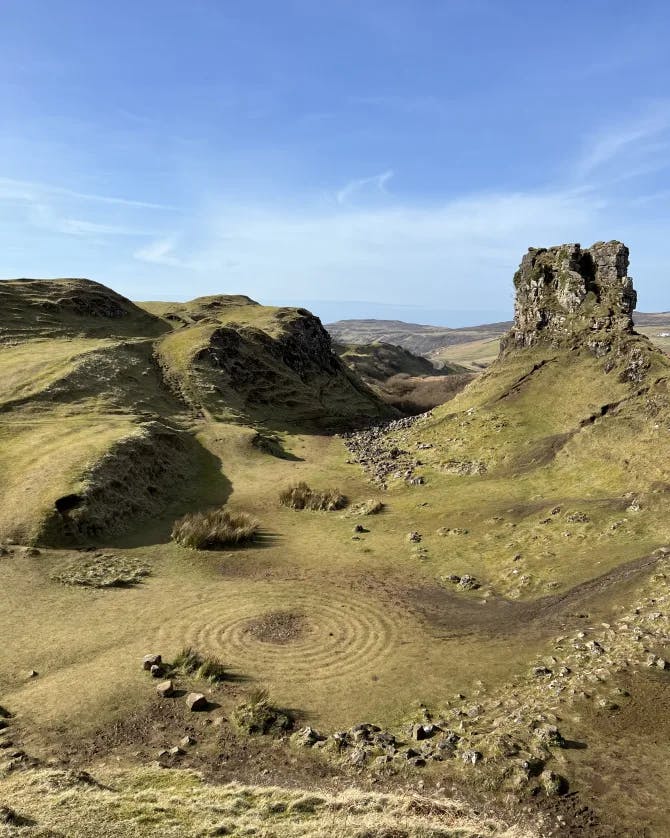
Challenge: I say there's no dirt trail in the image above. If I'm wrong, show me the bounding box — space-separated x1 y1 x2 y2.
405 551 662 638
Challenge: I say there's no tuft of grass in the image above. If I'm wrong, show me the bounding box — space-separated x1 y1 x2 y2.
171 508 258 549
172 647 227 683
233 687 293 735
279 482 347 511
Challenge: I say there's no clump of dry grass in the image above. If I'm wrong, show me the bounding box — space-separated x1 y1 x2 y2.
52 553 150 588
233 687 293 735
0 765 542 837
279 482 346 511
171 508 258 549
172 647 227 683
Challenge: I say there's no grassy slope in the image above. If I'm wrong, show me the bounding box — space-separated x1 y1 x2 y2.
154 301 389 427
0 281 185 542
0 767 533 837
382 337 670 592
5 282 670 835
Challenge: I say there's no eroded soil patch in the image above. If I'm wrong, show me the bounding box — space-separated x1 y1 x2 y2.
244 611 309 644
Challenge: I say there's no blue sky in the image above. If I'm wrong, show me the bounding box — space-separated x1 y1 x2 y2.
1 0 670 325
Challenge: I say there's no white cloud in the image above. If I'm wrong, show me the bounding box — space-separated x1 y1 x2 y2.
575 101 670 178
131 186 604 308
336 169 394 204
134 238 194 268
0 176 175 211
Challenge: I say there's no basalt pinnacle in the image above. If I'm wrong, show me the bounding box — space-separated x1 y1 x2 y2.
500 241 637 355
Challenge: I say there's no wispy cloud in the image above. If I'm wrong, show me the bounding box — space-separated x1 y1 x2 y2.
575 101 670 178
349 94 447 118
134 238 194 268
336 170 394 204
130 185 603 308
0 176 176 211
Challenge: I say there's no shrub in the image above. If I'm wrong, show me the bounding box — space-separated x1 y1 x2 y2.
171 508 258 549
278 481 346 511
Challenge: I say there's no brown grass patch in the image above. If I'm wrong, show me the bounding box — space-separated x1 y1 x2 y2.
171 508 258 549
279 482 346 511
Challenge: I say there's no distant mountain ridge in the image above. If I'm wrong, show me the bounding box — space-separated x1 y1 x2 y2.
326 311 670 371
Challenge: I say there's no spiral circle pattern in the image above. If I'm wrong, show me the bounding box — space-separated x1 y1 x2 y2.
156 585 397 684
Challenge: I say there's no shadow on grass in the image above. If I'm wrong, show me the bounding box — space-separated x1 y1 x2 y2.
97 433 233 549
563 739 588 750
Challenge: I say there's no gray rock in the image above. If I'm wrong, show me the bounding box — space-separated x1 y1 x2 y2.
350 747 368 766
156 680 175 698
533 725 565 748
185 692 208 711
540 769 567 796
412 723 438 740
292 726 326 748
143 653 162 671
461 749 482 765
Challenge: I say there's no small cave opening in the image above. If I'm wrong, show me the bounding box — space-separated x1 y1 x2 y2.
579 251 599 299
55 494 83 515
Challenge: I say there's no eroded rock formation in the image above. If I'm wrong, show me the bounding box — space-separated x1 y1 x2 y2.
500 241 637 355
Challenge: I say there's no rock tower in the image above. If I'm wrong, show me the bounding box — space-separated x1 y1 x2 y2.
500 241 637 355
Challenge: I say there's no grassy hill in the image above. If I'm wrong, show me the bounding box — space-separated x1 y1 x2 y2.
3 258 670 836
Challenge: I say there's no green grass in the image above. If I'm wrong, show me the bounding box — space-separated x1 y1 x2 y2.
5 279 670 835
172 647 227 682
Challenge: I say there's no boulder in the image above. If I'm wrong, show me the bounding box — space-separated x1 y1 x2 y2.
150 663 165 678
186 692 208 711
412 723 438 741
540 770 567 796
349 747 368 766
292 726 326 748
156 680 175 698
142 653 162 671
461 749 482 765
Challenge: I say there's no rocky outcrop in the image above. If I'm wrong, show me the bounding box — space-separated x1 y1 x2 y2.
160 304 392 428
500 241 637 355
0 278 166 342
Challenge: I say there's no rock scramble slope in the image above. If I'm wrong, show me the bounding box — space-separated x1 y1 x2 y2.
0 279 387 544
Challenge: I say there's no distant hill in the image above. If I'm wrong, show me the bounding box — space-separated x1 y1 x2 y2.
326 318 511 358
333 340 474 414
333 341 467 381
327 311 670 371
